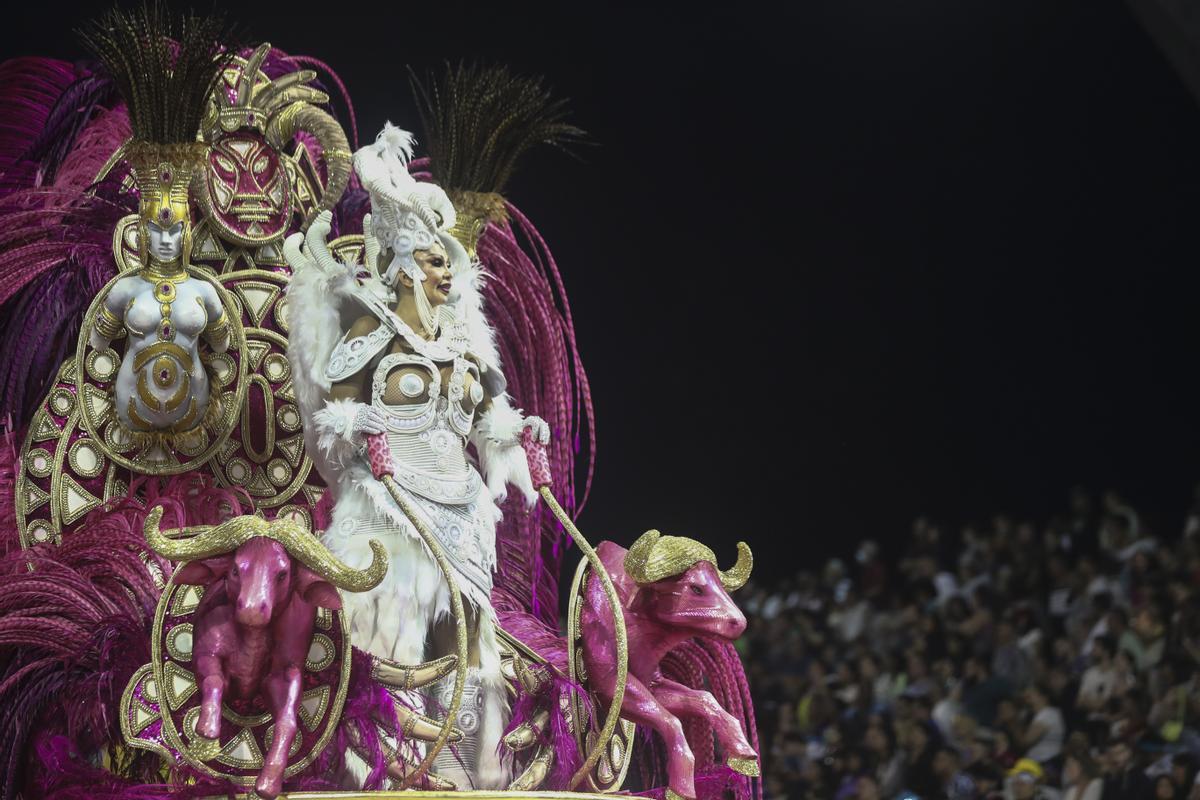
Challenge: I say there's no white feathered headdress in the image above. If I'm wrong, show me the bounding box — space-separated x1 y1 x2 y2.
353 123 469 285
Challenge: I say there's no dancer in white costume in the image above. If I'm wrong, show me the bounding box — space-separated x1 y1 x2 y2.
284 125 549 789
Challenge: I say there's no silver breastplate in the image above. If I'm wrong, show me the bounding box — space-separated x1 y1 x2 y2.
371 353 481 505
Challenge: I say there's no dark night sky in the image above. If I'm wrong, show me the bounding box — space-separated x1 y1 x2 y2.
4 1 1200 581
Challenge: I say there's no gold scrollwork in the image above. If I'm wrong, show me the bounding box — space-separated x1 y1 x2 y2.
208 352 236 388
262 353 290 383
109 212 142 273
25 518 55 545
266 458 292 488
272 294 289 332
314 606 332 631
174 425 210 457
240 374 275 464
274 504 312 532
225 457 251 486
104 419 136 453
166 622 195 662
67 439 106 479
305 633 336 673
119 664 175 764
25 448 52 478
49 388 76 417
275 404 301 432
85 348 120 382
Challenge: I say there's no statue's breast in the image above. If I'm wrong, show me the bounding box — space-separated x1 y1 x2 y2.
125 290 160 337
124 279 209 341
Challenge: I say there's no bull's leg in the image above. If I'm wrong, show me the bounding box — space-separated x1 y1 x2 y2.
653 678 758 772
194 654 225 740
256 665 302 800
594 671 696 800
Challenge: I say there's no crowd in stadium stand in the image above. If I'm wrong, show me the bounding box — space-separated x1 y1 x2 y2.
740 487 1200 800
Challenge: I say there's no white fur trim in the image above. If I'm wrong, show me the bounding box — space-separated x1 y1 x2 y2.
285 226 363 492
469 396 535 506
311 398 368 469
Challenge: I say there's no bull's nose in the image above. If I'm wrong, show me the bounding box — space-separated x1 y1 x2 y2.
236 600 270 625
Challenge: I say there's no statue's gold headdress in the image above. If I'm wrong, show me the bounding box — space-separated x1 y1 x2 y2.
624 529 753 591
79 1 238 266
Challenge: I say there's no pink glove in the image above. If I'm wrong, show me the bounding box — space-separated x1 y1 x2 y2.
366 433 395 479
520 427 553 490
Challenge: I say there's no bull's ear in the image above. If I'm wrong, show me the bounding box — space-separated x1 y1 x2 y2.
174 555 232 585
294 565 343 610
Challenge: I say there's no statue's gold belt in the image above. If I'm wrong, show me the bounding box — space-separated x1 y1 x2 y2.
132 341 192 372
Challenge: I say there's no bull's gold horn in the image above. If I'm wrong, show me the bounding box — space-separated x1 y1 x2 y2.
142 505 251 561
264 519 388 593
623 529 661 585
146 511 268 560
719 541 753 592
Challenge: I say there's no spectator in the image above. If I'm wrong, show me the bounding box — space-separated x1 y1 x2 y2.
1006 758 1056 799
1062 750 1104 800
1102 740 1153 799
1121 605 1167 674
1078 636 1121 716
933 744 977 799
1020 684 1066 765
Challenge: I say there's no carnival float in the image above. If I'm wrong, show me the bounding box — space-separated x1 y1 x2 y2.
0 4 762 799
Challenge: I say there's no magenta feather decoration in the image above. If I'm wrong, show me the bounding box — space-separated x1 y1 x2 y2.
635 764 753 800
51 105 130 194
0 525 157 799
478 204 595 626
495 610 569 675
0 179 134 427
0 58 82 196
314 647 397 790
25 73 119 190
0 427 17 558
482 203 595 628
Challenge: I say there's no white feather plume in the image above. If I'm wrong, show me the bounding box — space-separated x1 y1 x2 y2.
376 122 416 171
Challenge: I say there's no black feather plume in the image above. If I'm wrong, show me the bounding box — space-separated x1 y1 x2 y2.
77 0 238 145
409 62 587 195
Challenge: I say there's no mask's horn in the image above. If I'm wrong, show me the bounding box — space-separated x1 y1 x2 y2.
267 103 352 227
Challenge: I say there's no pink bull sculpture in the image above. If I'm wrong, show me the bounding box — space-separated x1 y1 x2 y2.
580 530 760 800
143 508 388 799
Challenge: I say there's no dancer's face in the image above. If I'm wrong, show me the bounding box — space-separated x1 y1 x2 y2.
412 242 452 307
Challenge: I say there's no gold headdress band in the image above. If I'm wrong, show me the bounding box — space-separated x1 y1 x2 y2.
446 190 508 260
624 529 753 591
142 506 387 593
126 141 208 231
